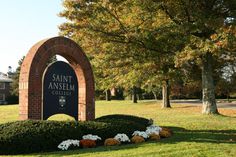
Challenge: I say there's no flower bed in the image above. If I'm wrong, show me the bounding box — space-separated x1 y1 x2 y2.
57 124 173 150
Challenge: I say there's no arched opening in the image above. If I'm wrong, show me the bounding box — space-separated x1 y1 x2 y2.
56 54 69 63
47 114 76 121
47 54 69 65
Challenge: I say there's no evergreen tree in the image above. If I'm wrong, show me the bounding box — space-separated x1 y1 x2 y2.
10 57 24 97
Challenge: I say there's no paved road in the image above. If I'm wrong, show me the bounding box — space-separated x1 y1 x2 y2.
171 99 236 110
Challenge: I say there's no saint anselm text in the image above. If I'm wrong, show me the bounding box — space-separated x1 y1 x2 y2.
48 74 75 96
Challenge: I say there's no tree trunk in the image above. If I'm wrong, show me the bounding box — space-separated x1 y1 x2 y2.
202 53 218 114
153 91 158 100
227 89 230 103
132 86 138 103
105 89 111 101
162 80 171 108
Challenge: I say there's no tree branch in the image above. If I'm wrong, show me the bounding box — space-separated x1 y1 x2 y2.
160 4 182 25
180 0 194 23
100 5 128 34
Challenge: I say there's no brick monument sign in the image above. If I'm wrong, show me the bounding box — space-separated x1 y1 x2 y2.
19 36 95 121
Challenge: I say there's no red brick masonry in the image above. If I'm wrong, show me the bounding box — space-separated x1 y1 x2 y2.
19 36 95 121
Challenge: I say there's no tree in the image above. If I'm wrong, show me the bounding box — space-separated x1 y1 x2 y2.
59 0 185 106
105 89 111 101
10 57 24 97
152 0 236 114
47 55 57 66
7 66 14 78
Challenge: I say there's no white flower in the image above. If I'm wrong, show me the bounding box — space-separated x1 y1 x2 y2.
82 134 102 141
132 131 149 139
114 133 130 142
58 139 80 151
145 125 162 135
146 125 162 132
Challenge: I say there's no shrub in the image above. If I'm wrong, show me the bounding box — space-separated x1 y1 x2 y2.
114 133 130 143
132 131 149 139
161 127 173 135
104 138 120 146
82 134 101 141
0 120 83 154
159 130 172 138
95 114 150 138
57 139 80 151
0 114 149 154
145 125 162 135
131 136 145 143
5 95 18 104
80 139 96 148
95 114 150 126
149 134 161 141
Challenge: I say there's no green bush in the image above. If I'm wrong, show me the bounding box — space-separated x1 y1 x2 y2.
94 114 151 139
95 114 151 126
0 114 149 155
0 120 83 154
6 95 19 104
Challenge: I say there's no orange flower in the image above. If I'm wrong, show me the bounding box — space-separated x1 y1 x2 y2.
159 128 172 138
149 133 161 141
131 136 145 143
80 139 96 148
162 127 173 134
104 138 120 146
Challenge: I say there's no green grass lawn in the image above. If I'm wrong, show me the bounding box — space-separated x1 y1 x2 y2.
0 100 236 157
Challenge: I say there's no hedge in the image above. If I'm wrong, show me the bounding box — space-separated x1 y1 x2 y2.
0 114 150 154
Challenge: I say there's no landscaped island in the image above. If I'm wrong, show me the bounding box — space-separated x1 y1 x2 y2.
0 114 172 154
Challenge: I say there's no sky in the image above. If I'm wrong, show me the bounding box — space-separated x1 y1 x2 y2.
0 0 66 73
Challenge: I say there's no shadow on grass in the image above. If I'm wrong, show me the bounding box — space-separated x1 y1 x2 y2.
162 126 236 144
216 114 236 118
38 143 142 156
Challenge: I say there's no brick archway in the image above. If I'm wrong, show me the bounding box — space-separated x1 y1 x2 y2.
19 36 95 121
